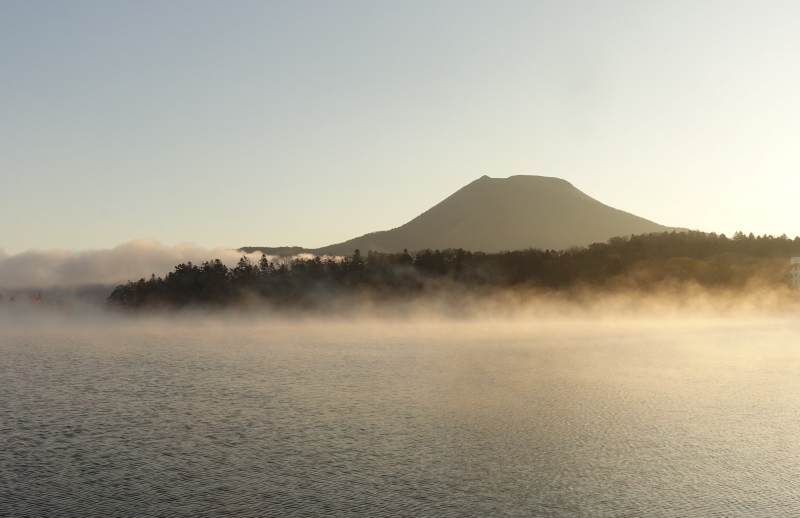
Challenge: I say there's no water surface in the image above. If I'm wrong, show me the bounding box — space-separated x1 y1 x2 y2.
2 318 800 516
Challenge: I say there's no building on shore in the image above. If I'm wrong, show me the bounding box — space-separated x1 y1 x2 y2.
791 258 800 288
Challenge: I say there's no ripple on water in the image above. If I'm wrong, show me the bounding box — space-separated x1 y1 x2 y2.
1 320 800 517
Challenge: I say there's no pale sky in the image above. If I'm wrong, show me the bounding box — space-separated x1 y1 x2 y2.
2 1 799 254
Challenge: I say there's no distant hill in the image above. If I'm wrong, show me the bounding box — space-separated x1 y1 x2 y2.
241 175 678 255
238 246 311 256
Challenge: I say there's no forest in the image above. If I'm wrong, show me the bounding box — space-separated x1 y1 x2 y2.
105 231 800 309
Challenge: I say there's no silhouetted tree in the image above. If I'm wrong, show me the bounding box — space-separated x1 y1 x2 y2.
105 231 800 310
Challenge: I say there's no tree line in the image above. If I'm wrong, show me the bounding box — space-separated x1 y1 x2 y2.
105 231 800 309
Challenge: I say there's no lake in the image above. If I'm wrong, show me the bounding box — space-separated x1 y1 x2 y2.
2 317 800 517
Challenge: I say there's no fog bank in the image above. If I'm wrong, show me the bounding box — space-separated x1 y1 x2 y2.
0 239 271 290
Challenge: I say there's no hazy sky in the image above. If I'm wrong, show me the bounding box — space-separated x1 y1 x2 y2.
2 1 799 254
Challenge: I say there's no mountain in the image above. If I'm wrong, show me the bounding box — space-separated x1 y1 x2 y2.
241 175 678 255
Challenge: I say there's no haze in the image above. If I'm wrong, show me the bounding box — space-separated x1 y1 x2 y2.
2 1 800 254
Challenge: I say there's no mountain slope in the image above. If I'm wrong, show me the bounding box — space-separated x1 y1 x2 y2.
243 175 677 255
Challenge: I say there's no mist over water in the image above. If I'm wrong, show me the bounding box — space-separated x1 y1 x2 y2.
3 316 800 517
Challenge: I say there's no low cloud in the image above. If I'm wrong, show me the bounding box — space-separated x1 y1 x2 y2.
0 239 265 290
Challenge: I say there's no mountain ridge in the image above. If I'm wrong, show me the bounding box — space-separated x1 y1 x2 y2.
241 175 680 255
